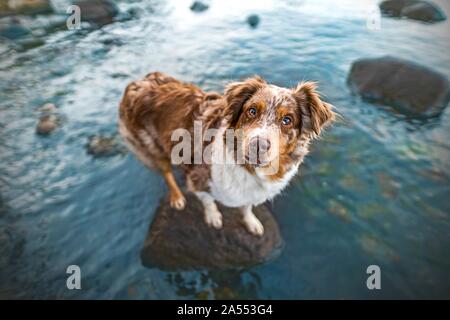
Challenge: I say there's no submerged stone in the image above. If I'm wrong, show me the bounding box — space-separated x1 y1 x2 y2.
190 1 209 13
0 14 66 45
400 2 446 22
347 56 450 117
74 0 119 26
36 114 58 135
86 135 124 157
247 14 260 28
0 23 30 39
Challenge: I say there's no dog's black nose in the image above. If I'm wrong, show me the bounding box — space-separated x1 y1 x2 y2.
249 137 271 153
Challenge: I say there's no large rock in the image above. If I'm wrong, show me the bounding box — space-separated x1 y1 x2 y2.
401 2 446 22
190 1 209 13
380 0 420 16
348 56 450 117
141 192 283 270
74 0 119 26
379 0 446 23
0 0 52 17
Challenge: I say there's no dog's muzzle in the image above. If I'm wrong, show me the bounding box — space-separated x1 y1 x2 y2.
246 136 272 166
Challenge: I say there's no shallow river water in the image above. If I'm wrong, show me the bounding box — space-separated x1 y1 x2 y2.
0 0 449 299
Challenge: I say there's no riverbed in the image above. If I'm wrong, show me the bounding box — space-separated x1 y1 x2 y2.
0 0 449 299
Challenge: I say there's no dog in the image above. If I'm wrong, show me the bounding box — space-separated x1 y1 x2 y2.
119 72 335 236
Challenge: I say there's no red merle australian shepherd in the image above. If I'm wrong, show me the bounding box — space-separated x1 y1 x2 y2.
119 72 335 236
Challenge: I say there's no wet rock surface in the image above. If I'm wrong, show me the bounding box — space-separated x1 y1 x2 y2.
0 14 66 50
36 114 59 135
141 192 283 270
86 135 125 157
348 56 450 117
0 22 30 39
246 14 260 28
74 0 119 26
379 0 446 23
190 1 209 13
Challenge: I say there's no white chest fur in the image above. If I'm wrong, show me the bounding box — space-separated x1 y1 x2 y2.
208 131 299 207
210 162 298 207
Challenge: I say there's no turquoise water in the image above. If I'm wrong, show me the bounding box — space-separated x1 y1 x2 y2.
0 0 449 299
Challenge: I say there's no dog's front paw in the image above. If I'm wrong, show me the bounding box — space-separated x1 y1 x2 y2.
243 213 264 236
204 206 223 229
170 193 186 210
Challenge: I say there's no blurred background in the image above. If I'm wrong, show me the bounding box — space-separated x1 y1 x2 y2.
0 0 449 299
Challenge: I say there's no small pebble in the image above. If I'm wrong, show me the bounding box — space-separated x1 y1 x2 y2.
36 115 58 135
86 135 122 157
247 14 260 28
190 1 209 13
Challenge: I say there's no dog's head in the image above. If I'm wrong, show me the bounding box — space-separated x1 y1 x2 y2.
224 76 335 177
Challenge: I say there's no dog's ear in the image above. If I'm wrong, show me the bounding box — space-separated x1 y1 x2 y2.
293 81 335 138
224 76 266 126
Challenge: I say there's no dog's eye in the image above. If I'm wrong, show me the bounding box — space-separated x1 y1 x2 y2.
281 116 292 126
247 107 257 117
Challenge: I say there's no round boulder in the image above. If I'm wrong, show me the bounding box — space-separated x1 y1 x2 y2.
400 2 446 22
348 56 450 117
247 14 260 28
36 114 58 135
379 0 446 23
141 192 283 270
86 135 124 157
74 0 119 26
190 1 209 13
380 0 419 16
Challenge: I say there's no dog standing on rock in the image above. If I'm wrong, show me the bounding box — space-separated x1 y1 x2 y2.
119 72 335 236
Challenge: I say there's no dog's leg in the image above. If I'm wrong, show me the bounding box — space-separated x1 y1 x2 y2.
162 169 186 210
240 205 264 236
194 191 222 229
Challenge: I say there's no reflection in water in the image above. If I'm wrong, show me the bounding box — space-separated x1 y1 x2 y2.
0 0 449 299
166 270 261 300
